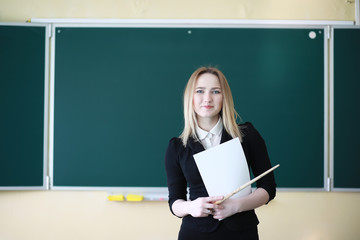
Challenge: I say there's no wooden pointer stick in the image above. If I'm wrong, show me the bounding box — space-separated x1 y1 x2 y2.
215 164 280 204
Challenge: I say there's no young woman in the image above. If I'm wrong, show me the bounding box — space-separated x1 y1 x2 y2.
165 67 276 240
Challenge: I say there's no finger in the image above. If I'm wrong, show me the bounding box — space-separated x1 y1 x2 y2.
213 214 223 220
212 211 221 219
204 202 222 211
205 208 214 215
213 204 223 210
206 199 225 209
202 209 211 215
206 196 224 202
204 202 215 209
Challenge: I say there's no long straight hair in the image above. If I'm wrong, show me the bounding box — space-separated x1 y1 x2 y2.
179 67 242 146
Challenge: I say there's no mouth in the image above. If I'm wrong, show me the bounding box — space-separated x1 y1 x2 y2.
202 105 214 109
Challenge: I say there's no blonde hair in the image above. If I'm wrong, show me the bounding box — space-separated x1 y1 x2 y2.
179 67 242 146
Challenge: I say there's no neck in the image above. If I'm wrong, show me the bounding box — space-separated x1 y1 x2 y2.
197 116 219 132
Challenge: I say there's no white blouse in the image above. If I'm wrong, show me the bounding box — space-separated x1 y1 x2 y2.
195 118 223 149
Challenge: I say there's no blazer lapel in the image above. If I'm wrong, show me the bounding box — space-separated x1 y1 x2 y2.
187 137 205 154
220 130 233 144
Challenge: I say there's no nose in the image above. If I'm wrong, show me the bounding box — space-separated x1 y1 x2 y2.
204 91 212 102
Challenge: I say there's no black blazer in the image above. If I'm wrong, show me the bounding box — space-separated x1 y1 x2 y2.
164 122 276 232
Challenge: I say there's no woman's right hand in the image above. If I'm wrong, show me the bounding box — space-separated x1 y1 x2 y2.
188 196 223 217
172 196 223 218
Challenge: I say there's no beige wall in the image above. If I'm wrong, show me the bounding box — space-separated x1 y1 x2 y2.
0 0 356 22
0 1 359 239
0 191 360 239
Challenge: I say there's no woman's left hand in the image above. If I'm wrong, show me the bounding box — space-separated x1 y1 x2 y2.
212 198 240 220
212 188 270 220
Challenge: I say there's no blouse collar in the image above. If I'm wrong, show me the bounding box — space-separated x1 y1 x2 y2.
195 117 223 141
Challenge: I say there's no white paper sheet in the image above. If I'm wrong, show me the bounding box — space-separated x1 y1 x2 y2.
193 137 251 199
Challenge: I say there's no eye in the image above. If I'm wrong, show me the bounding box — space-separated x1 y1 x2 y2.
195 89 204 94
212 90 221 94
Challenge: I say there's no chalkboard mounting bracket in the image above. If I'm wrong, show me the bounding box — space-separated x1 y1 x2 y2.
47 25 52 38
46 176 51 190
326 25 331 39
326 177 332 192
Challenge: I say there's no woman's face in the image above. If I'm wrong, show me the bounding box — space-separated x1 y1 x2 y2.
193 73 223 123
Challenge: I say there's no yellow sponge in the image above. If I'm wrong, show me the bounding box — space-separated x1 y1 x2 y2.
108 195 125 201
126 194 144 202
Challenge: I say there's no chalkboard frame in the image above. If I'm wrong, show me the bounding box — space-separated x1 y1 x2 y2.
330 25 360 192
0 23 50 190
49 23 329 193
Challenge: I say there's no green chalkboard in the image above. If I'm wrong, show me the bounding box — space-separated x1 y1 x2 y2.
53 26 325 189
0 24 47 189
333 27 360 189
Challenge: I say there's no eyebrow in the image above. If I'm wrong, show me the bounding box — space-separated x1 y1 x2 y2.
195 87 221 89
